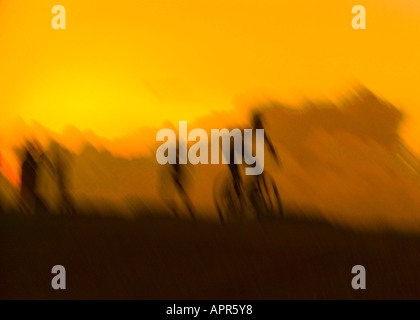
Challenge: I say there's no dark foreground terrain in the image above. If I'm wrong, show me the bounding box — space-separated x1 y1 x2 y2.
1 212 420 299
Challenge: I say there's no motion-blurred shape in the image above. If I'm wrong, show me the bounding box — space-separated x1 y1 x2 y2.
19 140 54 215
50 141 76 215
157 121 195 219
214 111 282 223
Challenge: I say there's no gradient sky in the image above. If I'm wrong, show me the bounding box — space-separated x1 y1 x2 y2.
0 0 420 150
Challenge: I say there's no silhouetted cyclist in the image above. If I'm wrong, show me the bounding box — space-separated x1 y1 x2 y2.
225 111 280 212
54 144 75 215
246 112 281 215
251 112 279 165
228 112 279 189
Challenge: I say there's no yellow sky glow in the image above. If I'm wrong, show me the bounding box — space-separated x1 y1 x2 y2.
0 0 420 150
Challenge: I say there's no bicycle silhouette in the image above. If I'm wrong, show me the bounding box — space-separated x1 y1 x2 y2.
213 168 282 223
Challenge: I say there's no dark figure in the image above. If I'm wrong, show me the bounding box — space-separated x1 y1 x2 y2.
20 143 53 215
55 147 76 215
20 148 40 214
170 143 195 219
252 112 279 165
224 112 279 205
247 112 281 215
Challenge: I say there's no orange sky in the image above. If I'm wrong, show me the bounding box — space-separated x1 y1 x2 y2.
0 0 420 150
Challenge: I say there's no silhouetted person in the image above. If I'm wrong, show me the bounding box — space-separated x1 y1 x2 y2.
221 111 281 215
224 112 280 206
54 145 75 215
246 111 281 214
20 147 39 214
20 143 53 215
252 112 279 165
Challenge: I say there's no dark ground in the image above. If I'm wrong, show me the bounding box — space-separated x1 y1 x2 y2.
1 212 420 300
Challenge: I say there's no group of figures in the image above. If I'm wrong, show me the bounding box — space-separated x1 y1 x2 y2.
19 141 75 216
166 112 284 222
1 112 282 221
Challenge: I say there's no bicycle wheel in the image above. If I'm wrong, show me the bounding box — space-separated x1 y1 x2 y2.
213 172 244 223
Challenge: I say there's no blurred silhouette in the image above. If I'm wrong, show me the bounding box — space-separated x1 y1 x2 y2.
251 112 280 165
246 111 282 218
214 111 282 222
3 87 416 230
20 142 51 215
169 141 195 219
157 121 195 219
50 141 76 215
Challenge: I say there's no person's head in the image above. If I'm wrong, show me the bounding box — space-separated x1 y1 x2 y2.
24 148 34 163
251 111 264 128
